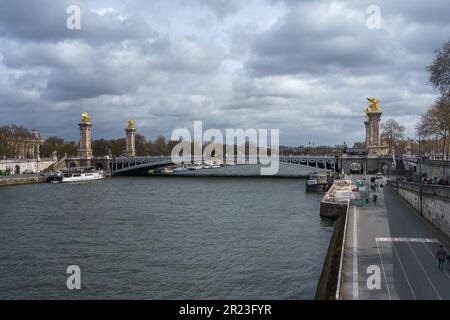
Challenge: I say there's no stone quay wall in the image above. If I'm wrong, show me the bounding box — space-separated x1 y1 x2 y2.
0 158 56 173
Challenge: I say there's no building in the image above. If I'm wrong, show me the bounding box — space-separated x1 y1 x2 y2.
0 127 43 160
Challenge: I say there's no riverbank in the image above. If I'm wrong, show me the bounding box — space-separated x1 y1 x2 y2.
0 175 47 187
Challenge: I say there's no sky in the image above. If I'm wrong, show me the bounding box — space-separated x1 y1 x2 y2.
0 0 448 146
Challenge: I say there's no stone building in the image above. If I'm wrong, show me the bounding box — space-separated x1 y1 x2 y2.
0 128 43 160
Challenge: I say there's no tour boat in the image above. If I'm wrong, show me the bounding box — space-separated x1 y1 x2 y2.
60 167 105 183
305 172 329 192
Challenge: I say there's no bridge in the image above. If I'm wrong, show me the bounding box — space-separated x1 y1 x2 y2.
107 155 340 176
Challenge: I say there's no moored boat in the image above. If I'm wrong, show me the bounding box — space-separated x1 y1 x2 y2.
60 167 105 183
305 172 328 192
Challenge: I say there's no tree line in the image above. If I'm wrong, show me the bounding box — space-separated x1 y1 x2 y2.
40 134 175 158
417 40 450 160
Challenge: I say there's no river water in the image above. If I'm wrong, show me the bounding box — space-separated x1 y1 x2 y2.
0 165 334 299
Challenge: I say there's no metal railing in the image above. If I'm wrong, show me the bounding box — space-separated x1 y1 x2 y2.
335 199 351 300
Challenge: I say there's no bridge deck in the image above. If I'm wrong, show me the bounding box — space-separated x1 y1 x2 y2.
340 178 450 300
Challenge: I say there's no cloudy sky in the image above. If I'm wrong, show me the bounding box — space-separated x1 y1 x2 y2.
0 0 448 146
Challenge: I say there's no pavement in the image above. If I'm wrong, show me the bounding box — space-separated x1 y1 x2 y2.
341 177 450 300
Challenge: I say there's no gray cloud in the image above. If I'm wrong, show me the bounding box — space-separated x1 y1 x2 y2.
0 0 447 146
0 0 156 43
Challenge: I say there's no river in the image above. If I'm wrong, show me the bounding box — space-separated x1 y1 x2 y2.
0 165 334 299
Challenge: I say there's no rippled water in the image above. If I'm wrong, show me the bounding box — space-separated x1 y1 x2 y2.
0 166 334 299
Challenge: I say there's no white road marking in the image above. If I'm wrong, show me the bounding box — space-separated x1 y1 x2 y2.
406 242 442 300
376 237 439 243
375 240 392 300
353 206 359 300
392 243 417 300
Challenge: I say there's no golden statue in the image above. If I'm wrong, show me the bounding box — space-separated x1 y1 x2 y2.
81 112 90 123
128 120 135 129
366 97 380 112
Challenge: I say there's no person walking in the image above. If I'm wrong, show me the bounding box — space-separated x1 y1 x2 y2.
447 252 450 271
436 245 446 269
372 193 378 205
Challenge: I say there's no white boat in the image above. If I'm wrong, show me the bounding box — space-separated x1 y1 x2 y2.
173 167 188 172
61 167 104 183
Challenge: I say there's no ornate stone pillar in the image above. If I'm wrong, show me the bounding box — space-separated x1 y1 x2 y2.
364 120 370 147
368 112 382 146
78 113 93 166
125 120 136 157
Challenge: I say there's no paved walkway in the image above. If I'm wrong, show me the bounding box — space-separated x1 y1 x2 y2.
341 179 450 300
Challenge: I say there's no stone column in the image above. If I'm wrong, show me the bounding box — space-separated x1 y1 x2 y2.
364 120 370 147
31 129 41 161
125 127 136 157
368 112 382 146
35 143 41 161
78 122 93 166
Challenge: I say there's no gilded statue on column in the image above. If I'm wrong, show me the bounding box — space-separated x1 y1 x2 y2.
81 112 90 123
366 98 380 112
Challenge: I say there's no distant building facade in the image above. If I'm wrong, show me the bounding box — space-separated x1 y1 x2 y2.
0 128 43 160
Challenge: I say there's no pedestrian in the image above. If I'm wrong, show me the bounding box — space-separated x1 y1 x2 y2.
373 193 378 204
447 253 450 271
436 245 446 270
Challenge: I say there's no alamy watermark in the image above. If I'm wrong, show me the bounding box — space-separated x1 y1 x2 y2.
170 121 280 175
366 5 381 30
66 265 81 290
66 5 81 30
366 265 381 290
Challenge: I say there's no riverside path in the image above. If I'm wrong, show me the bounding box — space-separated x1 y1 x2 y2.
340 178 450 300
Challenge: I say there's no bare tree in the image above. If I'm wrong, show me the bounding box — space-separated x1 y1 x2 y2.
428 41 450 98
417 97 450 159
381 119 405 155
